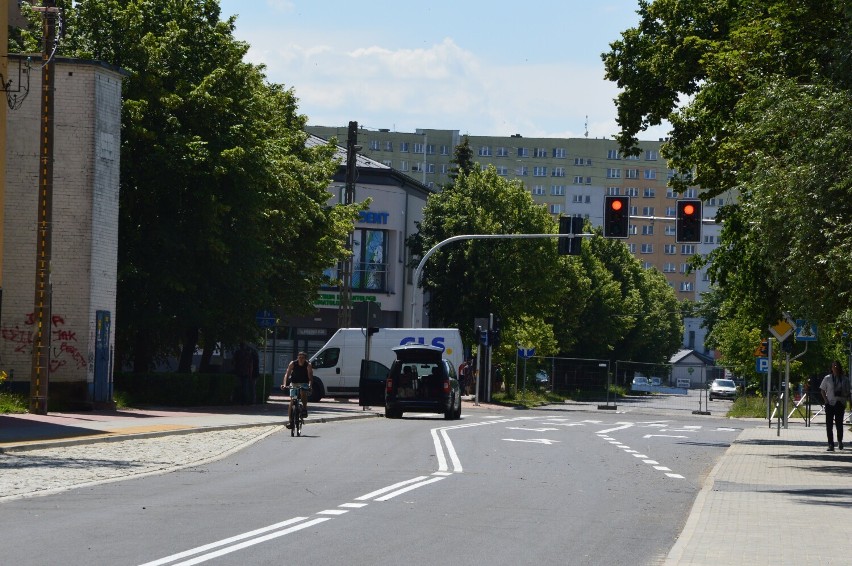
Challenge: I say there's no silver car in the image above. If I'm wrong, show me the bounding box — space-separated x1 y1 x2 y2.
709 378 738 401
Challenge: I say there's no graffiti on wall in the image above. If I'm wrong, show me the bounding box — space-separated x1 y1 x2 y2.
1 313 88 373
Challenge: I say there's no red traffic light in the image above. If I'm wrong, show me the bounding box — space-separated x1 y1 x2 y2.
610 199 623 212
682 203 695 216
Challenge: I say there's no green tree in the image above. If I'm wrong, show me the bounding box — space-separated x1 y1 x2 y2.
19 0 359 370
407 166 565 351
604 0 852 365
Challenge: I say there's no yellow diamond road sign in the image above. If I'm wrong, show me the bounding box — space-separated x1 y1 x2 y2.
769 319 793 342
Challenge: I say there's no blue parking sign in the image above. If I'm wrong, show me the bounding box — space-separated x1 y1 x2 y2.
756 357 769 373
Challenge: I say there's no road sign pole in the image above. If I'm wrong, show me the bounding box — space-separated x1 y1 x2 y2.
766 338 773 425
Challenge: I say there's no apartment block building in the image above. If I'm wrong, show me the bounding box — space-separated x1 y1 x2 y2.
307 126 733 303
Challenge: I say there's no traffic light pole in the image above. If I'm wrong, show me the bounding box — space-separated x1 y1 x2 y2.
409 232 590 327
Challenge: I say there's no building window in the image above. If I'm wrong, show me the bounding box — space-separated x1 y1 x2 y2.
664 244 677 254
496 165 509 176
572 194 583 203
573 176 584 184
644 168 657 180
426 144 435 155
440 164 450 174
551 167 566 177
440 144 451 155
549 204 562 214
626 168 639 179
643 188 656 198
399 160 408 171
411 162 423 173
684 188 698 198
607 186 620 195
517 147 529 158
606 168 621 178
628 243 637 253
478 146 492 157
629 225 638 235
551 185 565 196
533 166 547 177
531 185 545 196
574 157 592 166
625 187 639 197
642 206 655 216
665 225 676 236
400 142 409 152
626 154 640 161
680 282 694 292
426 164 435 174
496 146 508 157
384 141 393 151
681 244 697 254
667 188 679 198
642 225 654 236
708 197 725 206
369 140 380 151
607 149 620 160
703 235 716 244
534 147 547 158
664 262 676 273
680 263 691 273
516 166 529 176
413 143 424 154
352 229 389 291
665 206 676 217
553 148 567 158
643 261 654 270
645 149 659 160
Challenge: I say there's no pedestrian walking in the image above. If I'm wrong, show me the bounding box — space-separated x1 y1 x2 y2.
819 360 850 451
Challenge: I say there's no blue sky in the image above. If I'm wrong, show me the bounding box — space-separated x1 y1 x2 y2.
217 0 670 140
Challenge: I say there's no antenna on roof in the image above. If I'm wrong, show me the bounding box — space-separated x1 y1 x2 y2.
584 115 588 138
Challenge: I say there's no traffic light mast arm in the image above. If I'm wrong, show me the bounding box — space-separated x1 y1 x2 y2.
409 232 590 327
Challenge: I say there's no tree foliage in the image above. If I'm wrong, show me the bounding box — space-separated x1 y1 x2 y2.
16 0 360 370
604 0 852 375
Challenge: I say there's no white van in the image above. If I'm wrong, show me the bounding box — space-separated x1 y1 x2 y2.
308 328 464 401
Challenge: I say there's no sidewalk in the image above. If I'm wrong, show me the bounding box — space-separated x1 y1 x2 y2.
666 420 852 566
0 395 381 452
2 400 850 565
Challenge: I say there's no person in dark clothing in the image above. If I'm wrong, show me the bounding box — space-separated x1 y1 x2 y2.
820 360 851 451
282 351 313 427
234 343 257 404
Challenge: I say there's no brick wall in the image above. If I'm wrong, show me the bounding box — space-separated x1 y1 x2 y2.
2 57 122 406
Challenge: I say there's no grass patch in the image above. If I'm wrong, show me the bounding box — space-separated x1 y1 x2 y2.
727 395 771 418
492 388 566 409
0 392 28 414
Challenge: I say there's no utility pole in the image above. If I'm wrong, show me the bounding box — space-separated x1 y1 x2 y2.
337 121 358 329
29 0 60 414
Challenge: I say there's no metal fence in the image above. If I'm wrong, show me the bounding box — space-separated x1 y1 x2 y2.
524 356 731 414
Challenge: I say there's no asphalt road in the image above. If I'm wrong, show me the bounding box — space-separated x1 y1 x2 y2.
0 408 740 566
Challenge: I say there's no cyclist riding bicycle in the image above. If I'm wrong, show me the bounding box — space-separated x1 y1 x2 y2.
282 351 313 429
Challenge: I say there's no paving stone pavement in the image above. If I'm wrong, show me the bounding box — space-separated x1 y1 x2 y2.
0 425 280 502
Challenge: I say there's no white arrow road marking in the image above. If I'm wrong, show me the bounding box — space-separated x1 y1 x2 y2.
506 427 559 432
643 434 688 439
597 422 634 434
716 427 737 431
503 438 560 445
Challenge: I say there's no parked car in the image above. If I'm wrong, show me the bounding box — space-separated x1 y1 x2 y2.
650 377 663 386
384 345 462 420
535 370 549 385
709 378 738 401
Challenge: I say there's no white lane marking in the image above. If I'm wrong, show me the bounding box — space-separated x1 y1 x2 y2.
374 476 446 501
339 503 367 508
623 449 638 453
170 518 330 566
432 471 453 477
139 517 326 566
355 476 429 501
317 509 348 515
432 416 534 472
653 466 672 471
503 438 560 445
643 434 688 439
643 460 659 465
632 454 649 458
666 473 685 479
440 428 463 472
506 427 559 432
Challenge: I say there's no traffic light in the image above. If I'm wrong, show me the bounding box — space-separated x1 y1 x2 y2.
676 199 702 243
558 216 584 256
603 196 629 238
478 326 488 346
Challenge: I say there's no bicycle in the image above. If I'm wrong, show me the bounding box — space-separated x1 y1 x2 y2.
285 383 311 437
